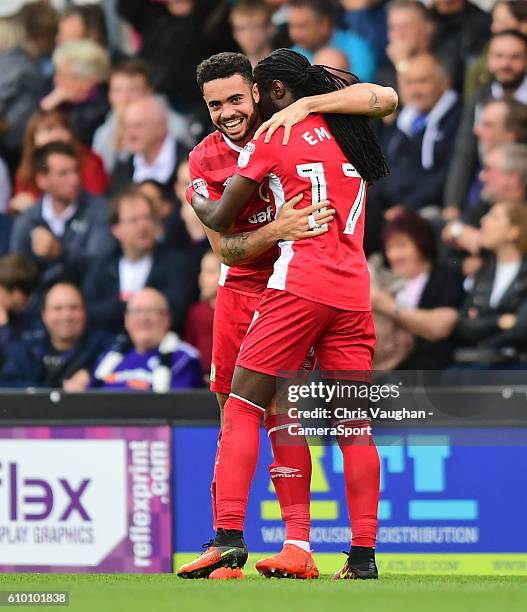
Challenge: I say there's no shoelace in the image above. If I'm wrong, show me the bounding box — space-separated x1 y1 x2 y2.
201 539 215 553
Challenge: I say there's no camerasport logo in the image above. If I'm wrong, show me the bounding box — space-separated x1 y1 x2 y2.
0 440 127 566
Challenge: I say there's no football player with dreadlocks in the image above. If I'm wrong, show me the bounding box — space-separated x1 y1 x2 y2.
184 49 394 581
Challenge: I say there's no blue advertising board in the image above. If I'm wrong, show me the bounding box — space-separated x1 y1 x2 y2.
173 427 527 574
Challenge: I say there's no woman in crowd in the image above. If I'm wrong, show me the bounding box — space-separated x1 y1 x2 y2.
0 3 44 162
11 109 108 213
371 211 464 369
39 38 110 145
455 201 527 367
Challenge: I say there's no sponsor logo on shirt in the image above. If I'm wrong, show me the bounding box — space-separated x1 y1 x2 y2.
248 205 273 225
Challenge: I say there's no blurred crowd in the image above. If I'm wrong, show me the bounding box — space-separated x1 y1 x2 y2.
0 0 527 392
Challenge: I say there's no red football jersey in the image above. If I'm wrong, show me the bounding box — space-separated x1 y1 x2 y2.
187 131 277 297
236 114 370 311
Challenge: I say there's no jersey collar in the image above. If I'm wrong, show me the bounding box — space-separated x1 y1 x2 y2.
221 132 245 153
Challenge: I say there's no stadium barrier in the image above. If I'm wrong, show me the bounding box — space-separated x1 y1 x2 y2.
1 385 526 575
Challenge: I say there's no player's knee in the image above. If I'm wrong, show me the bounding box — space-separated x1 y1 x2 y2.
231 366 276 408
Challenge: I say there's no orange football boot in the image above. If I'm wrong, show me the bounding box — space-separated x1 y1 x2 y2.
208 567 245 579
177 540 248 579
256 544 319 579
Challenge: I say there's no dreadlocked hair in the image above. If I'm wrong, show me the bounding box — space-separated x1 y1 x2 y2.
253 49 389 183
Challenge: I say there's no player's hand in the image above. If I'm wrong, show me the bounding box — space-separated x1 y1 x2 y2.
254 99 310 145
273 194 335 241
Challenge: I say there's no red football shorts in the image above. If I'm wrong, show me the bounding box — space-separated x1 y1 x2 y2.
236 288 376 379
210 285 261 394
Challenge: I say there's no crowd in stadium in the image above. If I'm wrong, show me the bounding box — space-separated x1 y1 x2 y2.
0 0 527 390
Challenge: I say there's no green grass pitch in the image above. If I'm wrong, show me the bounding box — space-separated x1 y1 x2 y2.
1 573 526 612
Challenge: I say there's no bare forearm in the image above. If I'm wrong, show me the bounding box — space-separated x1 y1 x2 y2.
191 175 259 232
397 307 458 342
191 193 230 232
219 223 280 266
304 83 398 118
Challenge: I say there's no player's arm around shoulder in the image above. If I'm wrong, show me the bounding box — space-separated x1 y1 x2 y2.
254 84 398 145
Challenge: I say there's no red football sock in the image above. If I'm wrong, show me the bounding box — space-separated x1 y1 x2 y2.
215 394 263 531
264 413 311 542
210 430 221 531
336 420 380 548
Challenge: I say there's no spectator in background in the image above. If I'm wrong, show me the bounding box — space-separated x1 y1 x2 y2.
371 54 462 219
175 160 210 269
0 254 42 349
444 30 527 217
91 287 202 391
493 0 527 35
9 141 112 285
0 282 111 389
454 201 527 368
40 39 110 145
83 186 193 334
138 179 191 250
371 211 464 369
341 0 388 68
430 0 491 71
108 96 188 195
287 0 376 82
117 0 237 113
56 3 127 65
378 0 463 93
480 143 527 206
11 109 108 214
0 2 45 164
443 143 527 257
20 0 59 90
184 250 219 382
465 0 527 99
312 47 351 78
93 60 193 173
448 99 527 222
57 3 108 49
264 0 292 46
230 0 276 67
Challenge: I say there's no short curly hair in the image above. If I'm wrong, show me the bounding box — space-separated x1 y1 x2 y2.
196 52 253 92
